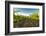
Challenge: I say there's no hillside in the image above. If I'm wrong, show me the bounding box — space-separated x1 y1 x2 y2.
13 13 39 28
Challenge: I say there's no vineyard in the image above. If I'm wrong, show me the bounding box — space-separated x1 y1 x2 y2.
13 13 39 28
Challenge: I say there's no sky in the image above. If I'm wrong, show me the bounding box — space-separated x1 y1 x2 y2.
14 8 39 16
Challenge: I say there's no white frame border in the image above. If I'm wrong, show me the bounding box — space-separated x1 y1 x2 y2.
10 4 43 32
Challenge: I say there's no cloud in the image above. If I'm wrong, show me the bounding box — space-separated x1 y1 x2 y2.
15 12 32 16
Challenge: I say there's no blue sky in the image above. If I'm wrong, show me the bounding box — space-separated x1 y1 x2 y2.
14 8 39 13
14 8 39 16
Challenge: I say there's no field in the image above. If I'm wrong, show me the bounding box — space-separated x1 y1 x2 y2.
13 13 39 28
